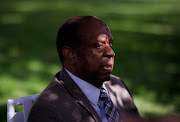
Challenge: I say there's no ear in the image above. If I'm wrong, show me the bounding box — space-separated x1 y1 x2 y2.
62 46 76 64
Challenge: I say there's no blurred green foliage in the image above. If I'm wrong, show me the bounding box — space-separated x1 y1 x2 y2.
0 0 180 121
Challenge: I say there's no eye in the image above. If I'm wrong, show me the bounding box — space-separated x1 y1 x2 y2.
95 44 103 48
96 45 101 47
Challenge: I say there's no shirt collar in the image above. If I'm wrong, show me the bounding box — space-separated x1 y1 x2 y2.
64 68 100 106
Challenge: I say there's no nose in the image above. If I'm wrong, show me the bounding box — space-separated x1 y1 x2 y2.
104 45 115 58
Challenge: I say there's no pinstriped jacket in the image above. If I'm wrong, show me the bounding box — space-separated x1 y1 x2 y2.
28 68 140 122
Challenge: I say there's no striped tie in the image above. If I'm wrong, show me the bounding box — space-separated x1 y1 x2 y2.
99 86 119 122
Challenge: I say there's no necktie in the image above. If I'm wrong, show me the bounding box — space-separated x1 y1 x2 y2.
99 86 119 122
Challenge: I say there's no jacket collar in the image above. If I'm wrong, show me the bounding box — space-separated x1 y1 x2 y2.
57 68 102 122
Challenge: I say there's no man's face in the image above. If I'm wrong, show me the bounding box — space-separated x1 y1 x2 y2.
74 20 115 87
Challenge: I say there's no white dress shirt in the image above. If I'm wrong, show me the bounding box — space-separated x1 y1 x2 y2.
65 68 108 122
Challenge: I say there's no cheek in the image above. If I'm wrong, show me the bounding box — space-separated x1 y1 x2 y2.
78 49 104 68
92 48 104 57
91 51 103 64
85 53 103 69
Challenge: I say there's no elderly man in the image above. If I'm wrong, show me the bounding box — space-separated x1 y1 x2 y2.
28 16 140 122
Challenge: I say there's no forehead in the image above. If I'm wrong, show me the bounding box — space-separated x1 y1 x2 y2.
77 19 113 45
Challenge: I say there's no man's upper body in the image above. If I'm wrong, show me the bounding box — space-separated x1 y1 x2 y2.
28 16 140 122
28 68 139 122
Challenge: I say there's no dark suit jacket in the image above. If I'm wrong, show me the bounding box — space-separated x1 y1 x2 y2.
28 68 140 122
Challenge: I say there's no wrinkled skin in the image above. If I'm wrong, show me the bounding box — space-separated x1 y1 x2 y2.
63 16 115 88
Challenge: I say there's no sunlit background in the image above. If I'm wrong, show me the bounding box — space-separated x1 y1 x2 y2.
0 0 180 121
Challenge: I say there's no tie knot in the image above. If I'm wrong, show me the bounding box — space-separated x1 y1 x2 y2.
99 87 109 101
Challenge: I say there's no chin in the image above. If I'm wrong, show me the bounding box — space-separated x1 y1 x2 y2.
97 73 110 82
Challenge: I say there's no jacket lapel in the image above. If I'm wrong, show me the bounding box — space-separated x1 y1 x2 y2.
58 68 102 122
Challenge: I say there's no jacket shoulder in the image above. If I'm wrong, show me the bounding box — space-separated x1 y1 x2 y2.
110 74 133 98
106 75 140 118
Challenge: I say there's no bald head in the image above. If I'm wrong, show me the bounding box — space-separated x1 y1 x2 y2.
56 16 112 64
56 16 114 85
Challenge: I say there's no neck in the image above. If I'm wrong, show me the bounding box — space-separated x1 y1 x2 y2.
63 66 103 88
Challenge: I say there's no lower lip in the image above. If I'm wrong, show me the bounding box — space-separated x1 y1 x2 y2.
103 66 112 72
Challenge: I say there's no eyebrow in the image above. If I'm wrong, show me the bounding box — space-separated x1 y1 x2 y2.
99 38 113 44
